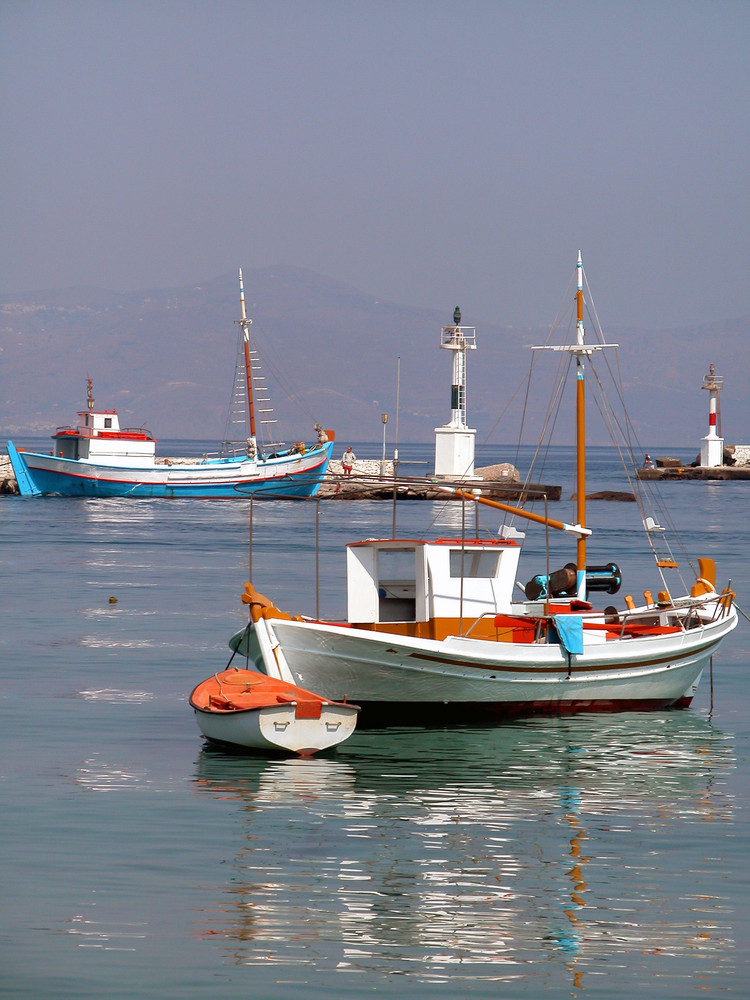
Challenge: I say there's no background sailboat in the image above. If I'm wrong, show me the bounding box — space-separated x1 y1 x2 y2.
7 270 333 498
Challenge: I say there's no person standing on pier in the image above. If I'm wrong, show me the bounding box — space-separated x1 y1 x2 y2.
342 446 356 476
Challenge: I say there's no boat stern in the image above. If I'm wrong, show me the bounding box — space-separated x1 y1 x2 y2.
305 438 334 496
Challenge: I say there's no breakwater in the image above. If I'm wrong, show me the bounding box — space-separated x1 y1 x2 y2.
637 445 750 482
0 454 16 495
319 459 560 501
639 466 750 481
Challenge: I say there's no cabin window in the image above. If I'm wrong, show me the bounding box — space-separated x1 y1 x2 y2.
104 418 112 428
449 550 500 578
378 548 415 582
377 547 417 622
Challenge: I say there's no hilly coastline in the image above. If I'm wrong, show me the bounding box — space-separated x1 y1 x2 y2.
1 266 747 451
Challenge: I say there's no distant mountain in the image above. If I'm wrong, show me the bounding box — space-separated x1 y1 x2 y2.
1 266 748 455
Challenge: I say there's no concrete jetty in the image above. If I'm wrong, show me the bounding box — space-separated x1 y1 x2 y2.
637 444 750 482
319 460 561 501
638 461 750 482
0 454 15 495
638 365 750 481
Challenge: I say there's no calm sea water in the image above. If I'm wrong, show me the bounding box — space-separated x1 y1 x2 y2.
2 443 749 998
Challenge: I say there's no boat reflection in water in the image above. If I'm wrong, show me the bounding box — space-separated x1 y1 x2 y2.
192 711 736 992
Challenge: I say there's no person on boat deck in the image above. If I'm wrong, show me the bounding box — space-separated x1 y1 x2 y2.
315 422 329 446
342 446 356 476
643 453 653 469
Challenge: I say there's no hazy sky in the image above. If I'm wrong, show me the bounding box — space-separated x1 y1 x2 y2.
2 0 748 330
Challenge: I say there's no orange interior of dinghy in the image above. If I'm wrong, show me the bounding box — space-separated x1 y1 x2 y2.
190 669 335 719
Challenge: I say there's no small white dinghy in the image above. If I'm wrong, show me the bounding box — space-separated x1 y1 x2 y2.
189 667 359 756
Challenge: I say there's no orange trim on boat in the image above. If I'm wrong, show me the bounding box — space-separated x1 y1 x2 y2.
241 581 292 622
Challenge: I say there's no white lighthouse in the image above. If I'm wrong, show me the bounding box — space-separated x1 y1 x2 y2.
700 363 724 468
434 307 478 478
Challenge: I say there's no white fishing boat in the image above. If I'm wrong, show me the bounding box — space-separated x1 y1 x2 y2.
189 667 359 755
229 254 738 723
6 271 333 498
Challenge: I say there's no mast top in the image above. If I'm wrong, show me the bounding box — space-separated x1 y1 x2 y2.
532 252 618 357
238 268 251 338
576 249 585 348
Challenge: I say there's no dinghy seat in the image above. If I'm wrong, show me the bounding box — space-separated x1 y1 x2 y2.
208 694 233 710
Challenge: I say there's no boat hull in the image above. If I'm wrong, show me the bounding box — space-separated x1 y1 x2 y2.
7 440 332 498
189 668 359 754
233 610 736 724
192 702 359 754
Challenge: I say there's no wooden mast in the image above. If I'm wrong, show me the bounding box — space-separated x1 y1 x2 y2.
575 251 587 597
238 269 256 439
531 253 617 599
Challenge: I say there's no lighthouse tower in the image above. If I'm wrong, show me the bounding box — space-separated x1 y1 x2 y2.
434 307 478 478
700 363 724 467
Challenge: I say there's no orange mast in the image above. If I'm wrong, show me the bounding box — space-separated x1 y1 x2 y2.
532 253 617 599
238 269 256 438
575 251 587 594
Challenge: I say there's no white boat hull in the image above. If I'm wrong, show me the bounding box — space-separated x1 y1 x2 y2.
193 701 359 754
233 609 736 723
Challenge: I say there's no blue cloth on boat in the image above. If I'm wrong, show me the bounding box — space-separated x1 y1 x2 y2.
552 615 584 655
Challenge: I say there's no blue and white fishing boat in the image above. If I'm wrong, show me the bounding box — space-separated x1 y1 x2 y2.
7 271 333 498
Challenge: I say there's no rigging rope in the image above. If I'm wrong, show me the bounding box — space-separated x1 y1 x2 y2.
245 315 320 427
412 260 707 603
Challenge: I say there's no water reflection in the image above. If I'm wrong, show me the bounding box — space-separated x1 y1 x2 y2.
192 712 736 990
74 753 151 792
80 497 159 526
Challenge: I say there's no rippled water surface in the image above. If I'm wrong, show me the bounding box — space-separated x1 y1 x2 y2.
2 444 749 998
